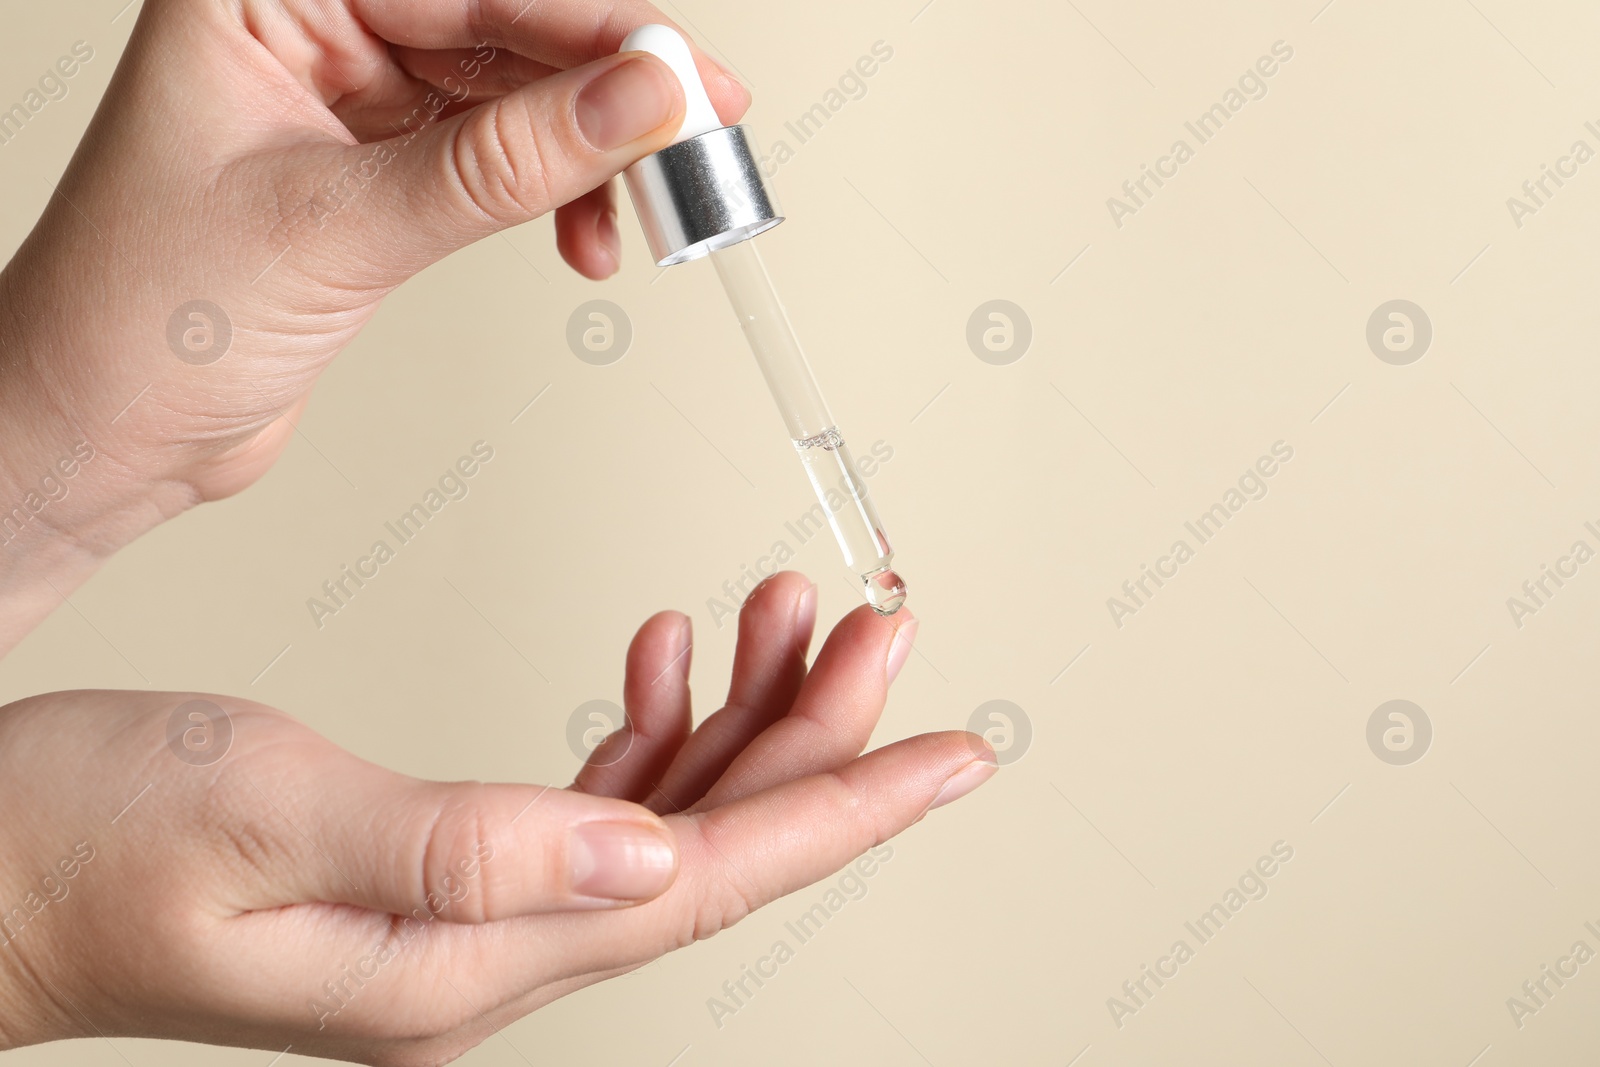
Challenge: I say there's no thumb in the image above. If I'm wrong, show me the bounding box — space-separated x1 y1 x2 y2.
264 773 680 920
331 52 686 289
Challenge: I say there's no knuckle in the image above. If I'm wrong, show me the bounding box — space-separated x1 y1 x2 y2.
215 817 281 881
680 771 882 947
420 788 492 924
446 95 559 223
680 816 764 944
693 878 761 944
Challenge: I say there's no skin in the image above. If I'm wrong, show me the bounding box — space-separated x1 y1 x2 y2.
0 1 996 1062
0 0 738 649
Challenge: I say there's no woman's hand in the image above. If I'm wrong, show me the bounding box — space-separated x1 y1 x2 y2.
0 0 745 650
0 573 993 1063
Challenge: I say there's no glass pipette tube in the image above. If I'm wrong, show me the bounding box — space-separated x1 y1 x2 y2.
710 239 906 615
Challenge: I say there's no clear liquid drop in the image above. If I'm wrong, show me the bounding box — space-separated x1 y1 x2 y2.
863 567 907 616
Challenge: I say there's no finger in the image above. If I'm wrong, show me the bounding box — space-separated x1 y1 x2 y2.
723 575 818 722
323 52 683 291
222 2 436 143
348 0 750 120
390 45 561 101
346 47 562 136
554 181 622 279
696 605 917 810
230 759 681 918
507 732 997 983
646 573 815 813
572 610 693 800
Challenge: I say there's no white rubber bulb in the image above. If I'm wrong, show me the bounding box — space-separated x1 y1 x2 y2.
619 24 723 145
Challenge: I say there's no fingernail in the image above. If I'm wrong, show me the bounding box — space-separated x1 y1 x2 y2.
794 582 817 639
576 56 681 152
927 759 998 811
596 207 621 270
571 820 677 902
885 615 918 684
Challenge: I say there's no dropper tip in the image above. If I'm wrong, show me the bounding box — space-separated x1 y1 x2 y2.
863 568 907 616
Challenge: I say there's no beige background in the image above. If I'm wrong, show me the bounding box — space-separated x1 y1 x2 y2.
4 0 1600 1064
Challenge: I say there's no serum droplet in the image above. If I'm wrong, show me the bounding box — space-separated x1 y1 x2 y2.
863 568 907 616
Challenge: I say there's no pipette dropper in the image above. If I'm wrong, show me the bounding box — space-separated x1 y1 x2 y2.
619 26 905 615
